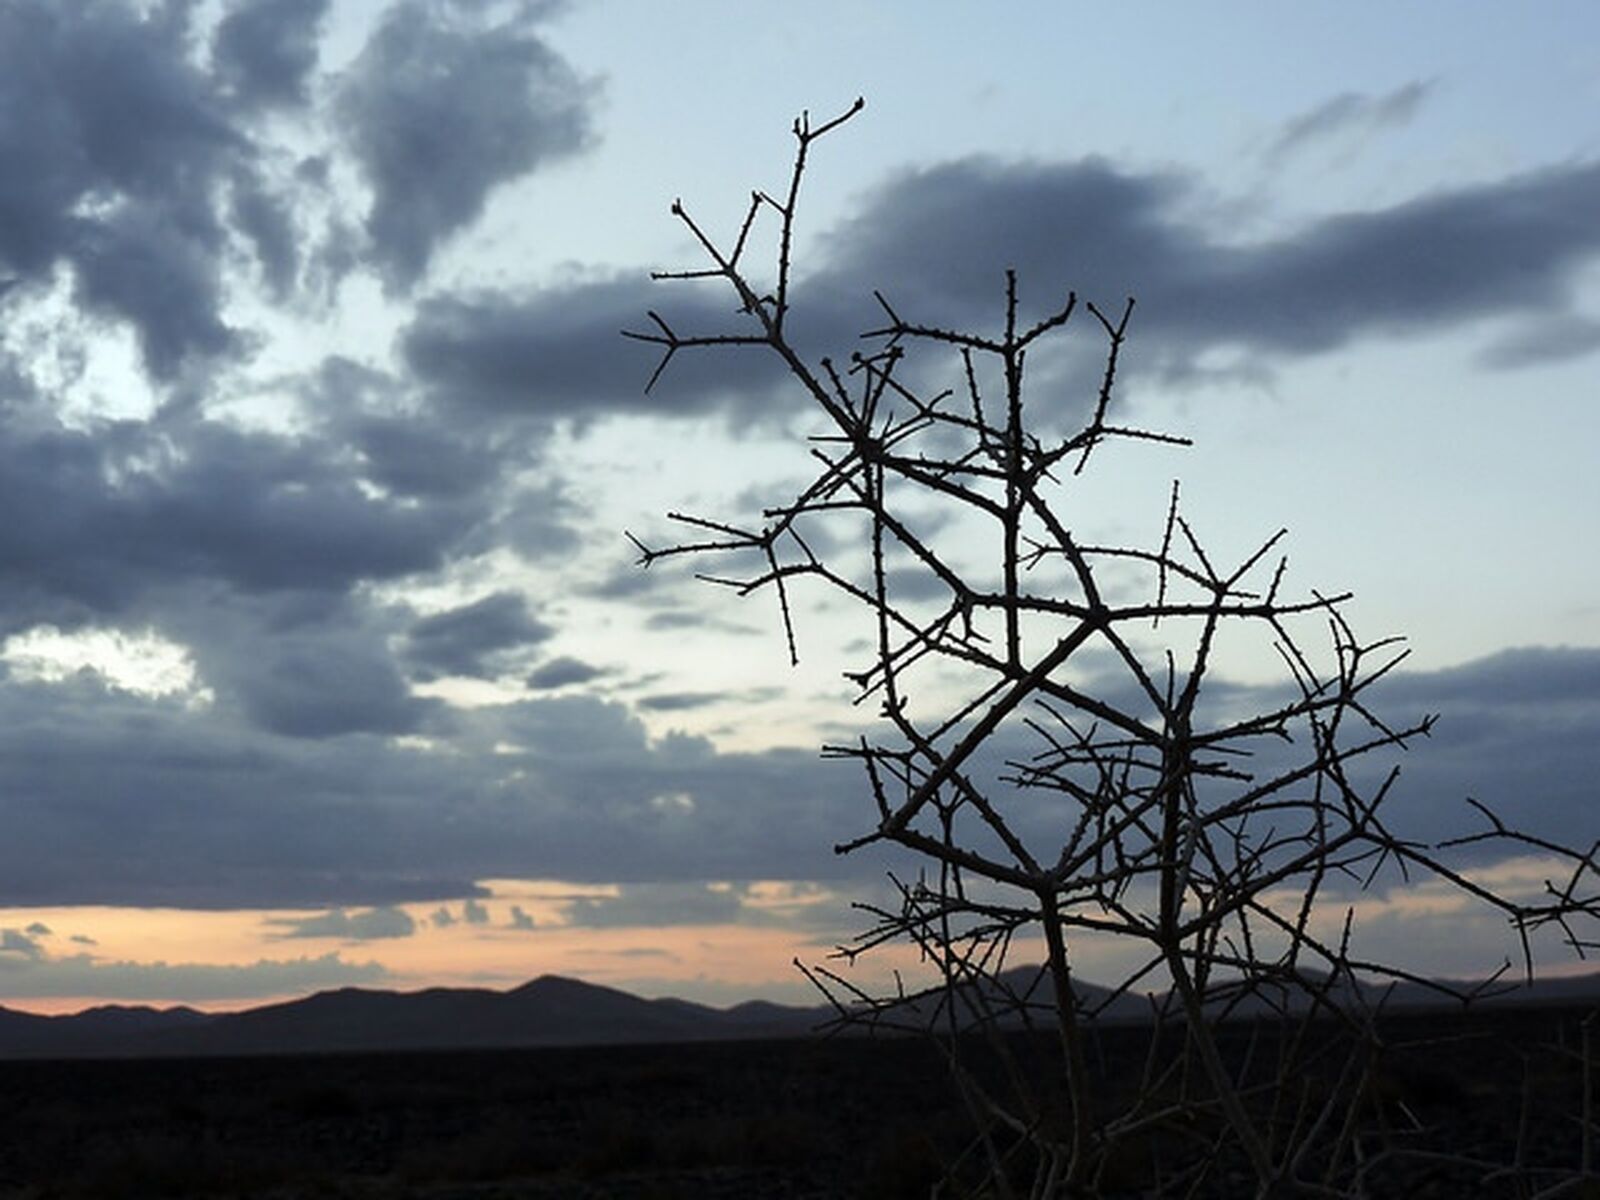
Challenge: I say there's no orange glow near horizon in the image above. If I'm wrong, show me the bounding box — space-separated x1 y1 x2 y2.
2 858 1592 1017
0 879 868 1016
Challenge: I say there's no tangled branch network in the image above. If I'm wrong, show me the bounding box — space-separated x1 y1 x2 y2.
627 99 1600 1198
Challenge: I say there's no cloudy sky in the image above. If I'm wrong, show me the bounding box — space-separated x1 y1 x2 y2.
0 0 1596 1013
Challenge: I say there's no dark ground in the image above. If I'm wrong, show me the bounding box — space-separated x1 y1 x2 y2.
0 1004 1595 1199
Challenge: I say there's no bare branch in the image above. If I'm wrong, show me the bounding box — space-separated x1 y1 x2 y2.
631 101 1599 1199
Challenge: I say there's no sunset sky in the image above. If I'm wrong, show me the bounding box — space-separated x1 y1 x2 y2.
0 0 1597 1015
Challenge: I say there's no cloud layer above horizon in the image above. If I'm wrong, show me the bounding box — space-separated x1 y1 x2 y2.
0 0 1594 965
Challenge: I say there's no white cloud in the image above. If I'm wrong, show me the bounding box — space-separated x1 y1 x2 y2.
1 625 206 700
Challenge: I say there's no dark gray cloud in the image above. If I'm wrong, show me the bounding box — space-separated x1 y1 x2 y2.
0 929 44 960
1361 647 1600 852
401 277 840 428
0 410 479 640
812 156 1600 380
494 482 584 560
556 882 838 932
300 356 518 503
71 198 239 374
1382 646 1600 708
1266 81 1433 164
230 621 434 739
636 691 724 712
462 897 490 925
580 561 678 601
0 0 597 381
405 151 1600 430
0 643 1590 911
527 655 606 690
0 677 861 908
230 171 300 298
562 883 742 929
401 283 683 419
1479 315 1600 370
641 610 760 635
0 949 385 1001
0 662 478 908
506 904 536 931
267 906 417 940
881 564 966 604
290 357 582 600
0 1 242 376
1011 644 1600 866
211 0 330 110
404 591 553 680
335 0 595 288
349 412 504 500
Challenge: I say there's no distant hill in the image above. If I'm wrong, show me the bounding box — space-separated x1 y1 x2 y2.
2 968 1596 1060
0 1002 211 1058
0 976 825 1059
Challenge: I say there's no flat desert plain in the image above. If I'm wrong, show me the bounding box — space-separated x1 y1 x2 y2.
0 1003 1594 1199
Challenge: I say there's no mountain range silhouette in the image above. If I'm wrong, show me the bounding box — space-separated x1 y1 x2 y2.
4 968 1597 1059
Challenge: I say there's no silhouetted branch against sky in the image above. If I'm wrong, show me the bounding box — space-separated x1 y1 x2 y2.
0 0 1595 1010
634 96 1600 1130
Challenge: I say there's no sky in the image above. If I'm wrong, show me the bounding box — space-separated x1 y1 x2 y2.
0 0 1597 1014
